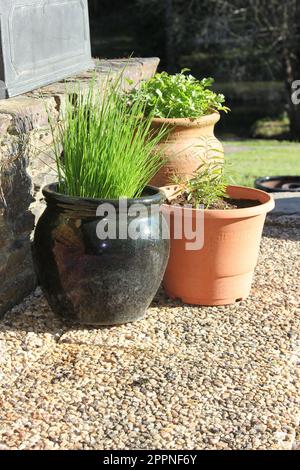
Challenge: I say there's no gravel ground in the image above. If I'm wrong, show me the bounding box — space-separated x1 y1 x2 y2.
0 223 299 450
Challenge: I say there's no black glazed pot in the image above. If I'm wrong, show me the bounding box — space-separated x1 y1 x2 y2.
32 184 170 325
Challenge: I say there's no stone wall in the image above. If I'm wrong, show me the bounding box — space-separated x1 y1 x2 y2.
0 58 159 315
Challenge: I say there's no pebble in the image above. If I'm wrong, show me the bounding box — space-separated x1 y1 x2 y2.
0 225 299 450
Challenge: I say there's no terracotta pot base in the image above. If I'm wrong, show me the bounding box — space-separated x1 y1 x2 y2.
164 291 249 306
164 272 253 306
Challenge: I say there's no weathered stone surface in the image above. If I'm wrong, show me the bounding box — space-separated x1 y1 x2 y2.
0 96 58 134
27 130 57 224
0 260 36 313
0 114 12 134
0 58 160 316
0 140 35 313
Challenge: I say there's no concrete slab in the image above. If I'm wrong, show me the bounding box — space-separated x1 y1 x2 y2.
270 192 300 216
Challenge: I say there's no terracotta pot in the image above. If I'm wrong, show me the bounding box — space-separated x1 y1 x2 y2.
150 112 224 187
161 185 275 306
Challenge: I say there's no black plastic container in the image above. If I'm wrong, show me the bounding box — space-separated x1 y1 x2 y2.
255 176 300 192
32 184 169 325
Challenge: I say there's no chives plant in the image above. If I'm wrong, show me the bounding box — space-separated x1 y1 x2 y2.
50 78 167 199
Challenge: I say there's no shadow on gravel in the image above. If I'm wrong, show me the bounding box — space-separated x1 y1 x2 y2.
0 287 180 336
263 195 300 241
0 290 114 336
264 219 300 241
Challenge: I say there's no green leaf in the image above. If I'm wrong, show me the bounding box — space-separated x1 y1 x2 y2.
126 71 229 119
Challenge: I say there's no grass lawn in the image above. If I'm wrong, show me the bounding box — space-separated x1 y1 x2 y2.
224 140 300 187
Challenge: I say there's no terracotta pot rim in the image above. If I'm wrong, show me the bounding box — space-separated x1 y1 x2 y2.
151 112 220 127
160 184 275 218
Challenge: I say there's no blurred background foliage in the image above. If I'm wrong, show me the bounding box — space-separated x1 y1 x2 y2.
88 0 300 141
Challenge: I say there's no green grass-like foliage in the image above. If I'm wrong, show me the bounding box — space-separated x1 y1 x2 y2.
50 78 167 199
224 140 300 187
127 69 229 119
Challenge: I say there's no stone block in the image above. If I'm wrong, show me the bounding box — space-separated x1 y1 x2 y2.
0 114 12 135
0 96 58 134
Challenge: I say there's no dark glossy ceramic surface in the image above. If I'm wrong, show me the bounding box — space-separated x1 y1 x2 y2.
32 184 170 325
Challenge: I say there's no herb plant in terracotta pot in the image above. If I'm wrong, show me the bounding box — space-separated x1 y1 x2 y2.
161 164 274 306
127 70 229 186
32 81 170 325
